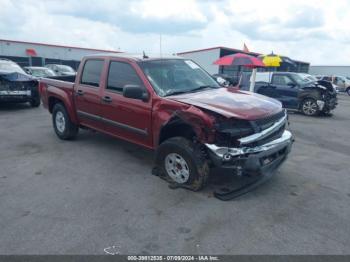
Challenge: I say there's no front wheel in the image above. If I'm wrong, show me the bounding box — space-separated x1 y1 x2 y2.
346 88 350 96
52 103 78 140
301 98 319 116
30 97 41 107
155 137 210 191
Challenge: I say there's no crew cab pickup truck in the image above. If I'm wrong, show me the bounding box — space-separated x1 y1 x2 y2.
251 72 337 116
39 54 293 200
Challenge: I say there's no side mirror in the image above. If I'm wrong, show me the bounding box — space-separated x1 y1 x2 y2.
287 82 296 88
123 84 149 102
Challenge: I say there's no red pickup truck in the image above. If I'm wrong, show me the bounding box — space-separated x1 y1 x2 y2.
39 54 293 199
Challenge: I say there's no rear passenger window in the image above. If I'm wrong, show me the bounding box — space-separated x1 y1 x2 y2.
81 59 104 87
107 61 143 93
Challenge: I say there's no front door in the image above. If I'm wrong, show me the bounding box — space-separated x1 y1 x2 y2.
99 60 153 148
271 74 299 109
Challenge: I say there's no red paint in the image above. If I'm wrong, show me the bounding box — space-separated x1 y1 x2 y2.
213 53 265 68
26 48 37 56
166 88 282 120
40 55 283 150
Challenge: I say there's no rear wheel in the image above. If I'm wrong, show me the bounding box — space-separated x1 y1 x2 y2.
346 88 350 96
52 103 78 140
301 98 319 116
155 137 209 191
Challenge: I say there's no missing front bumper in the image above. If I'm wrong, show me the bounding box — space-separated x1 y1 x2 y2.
205 130 293 200
206 130 292 169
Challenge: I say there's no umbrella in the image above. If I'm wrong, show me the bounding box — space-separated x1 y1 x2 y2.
258 53 296 68
213 53 265 90
213 53 265 67
256 53 297 88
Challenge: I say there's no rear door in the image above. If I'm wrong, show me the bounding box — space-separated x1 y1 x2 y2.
271 74 299 109
75 59 106 129
99 59 153 148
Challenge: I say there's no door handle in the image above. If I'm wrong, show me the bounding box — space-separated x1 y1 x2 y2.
76 90 84 96
102 96 113 103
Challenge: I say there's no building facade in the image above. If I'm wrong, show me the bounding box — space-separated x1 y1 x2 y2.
178 46 310 77
0 39 120 70
309 66 350 77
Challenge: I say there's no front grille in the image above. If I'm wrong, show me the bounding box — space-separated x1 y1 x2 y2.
214 110 287 148
243 110 287 147
253 110 286 132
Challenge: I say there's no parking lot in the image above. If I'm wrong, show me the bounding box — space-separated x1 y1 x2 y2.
0 95 349 255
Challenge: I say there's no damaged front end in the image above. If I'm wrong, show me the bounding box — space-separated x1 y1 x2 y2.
0 72 37 103
205 109 293 200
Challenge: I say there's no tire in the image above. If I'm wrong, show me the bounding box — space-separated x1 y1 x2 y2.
301 98 319 116
30 97 41 107
52 103 78 140
155 137 210 191
346 88 350 96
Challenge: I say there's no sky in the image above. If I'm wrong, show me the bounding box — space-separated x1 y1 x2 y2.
1 0 350 65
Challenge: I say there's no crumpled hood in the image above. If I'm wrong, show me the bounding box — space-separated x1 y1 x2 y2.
0 71 36 82
167 87 282 120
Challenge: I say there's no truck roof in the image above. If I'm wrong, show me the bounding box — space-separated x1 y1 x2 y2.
84 53 185 62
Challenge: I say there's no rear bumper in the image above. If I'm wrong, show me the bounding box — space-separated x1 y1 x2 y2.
206 130 293 175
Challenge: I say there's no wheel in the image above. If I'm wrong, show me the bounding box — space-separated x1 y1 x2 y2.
30 97 41 107
155 137 210 191
52 103 78 140
346 88 350 96
301 98 319 116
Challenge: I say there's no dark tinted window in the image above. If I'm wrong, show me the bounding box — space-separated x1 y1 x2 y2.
272 75 293 85
107 62 143 93
81 60 104 87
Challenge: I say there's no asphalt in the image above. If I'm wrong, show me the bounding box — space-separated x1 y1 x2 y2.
0 94 349 255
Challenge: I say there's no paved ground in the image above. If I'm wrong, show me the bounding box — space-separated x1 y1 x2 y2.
0 95 349 255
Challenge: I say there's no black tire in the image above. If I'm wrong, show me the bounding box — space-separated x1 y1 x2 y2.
346 88 350 96
155 137 210 191
30 97 41 107
301 98 319 116
52 103 78 140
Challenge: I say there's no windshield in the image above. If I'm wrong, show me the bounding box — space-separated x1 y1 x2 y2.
56 65 75 73
0 61 26 74
139 59 220 97
291 73 313 84
31 68 56 77
299 73 317 82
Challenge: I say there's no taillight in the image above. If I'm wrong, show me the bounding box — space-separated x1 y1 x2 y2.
38 81 46 95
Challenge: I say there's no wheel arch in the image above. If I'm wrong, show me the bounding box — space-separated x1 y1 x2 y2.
48 94 78 124
158 117 196 145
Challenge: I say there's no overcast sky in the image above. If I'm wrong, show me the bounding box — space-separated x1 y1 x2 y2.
1 0 350 65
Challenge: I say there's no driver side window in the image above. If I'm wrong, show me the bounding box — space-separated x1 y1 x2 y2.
272 75 293 86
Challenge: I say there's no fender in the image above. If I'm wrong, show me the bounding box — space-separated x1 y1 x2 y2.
47 86 78 124
153 97 216 147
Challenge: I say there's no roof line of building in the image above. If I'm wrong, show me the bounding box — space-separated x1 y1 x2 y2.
177 46 309 64
310 65 350 67
0 39 122 53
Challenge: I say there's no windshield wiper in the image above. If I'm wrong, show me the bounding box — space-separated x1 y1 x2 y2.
164 85 218 97
164 90 189 96
190 85 218 92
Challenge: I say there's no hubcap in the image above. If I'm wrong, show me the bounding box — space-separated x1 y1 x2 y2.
55 111 66 133
303 100 317 115
165 153 190 184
